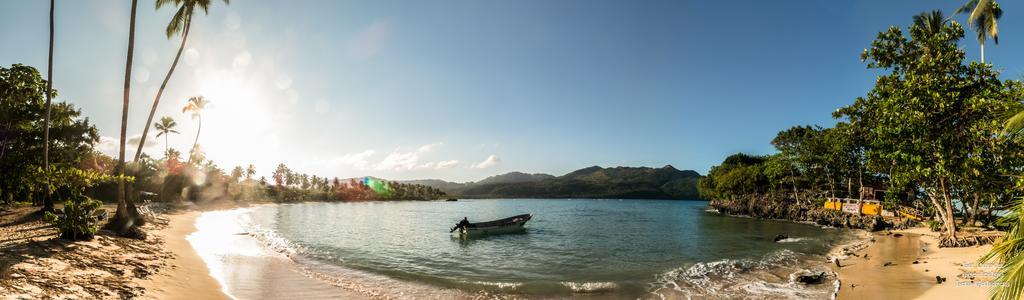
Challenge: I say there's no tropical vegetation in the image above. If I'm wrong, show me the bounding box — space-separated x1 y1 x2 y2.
699 10 1024 247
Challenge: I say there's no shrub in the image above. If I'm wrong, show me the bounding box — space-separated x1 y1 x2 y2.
44 197 103 240
33 166 125 240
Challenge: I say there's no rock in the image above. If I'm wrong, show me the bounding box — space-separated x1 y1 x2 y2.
936 276 946 284
893 233 903 237
912 260 919 264
774 234 789 242
883 261 894 267
797 272 828 284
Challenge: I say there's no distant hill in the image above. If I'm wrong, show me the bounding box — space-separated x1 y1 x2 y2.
404 165 703 200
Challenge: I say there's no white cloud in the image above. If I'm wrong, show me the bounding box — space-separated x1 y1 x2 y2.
326 143 461 172
97 134 166 159
417 142 442 153
329 150 376 170
435 160 460 169
376 149 423 171
471 155 500 169
96 136 120 158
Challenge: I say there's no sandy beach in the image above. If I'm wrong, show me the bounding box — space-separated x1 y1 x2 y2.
136 211 229 300
834 227 996 300
2 203 1005 300
0 206 229 300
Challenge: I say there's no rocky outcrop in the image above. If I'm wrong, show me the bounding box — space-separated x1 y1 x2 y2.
709 196 891 231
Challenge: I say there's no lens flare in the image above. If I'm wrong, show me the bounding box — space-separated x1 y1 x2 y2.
362 177 391 197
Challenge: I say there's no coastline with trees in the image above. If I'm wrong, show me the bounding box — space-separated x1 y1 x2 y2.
3 1 1024 299
701 2 1024 298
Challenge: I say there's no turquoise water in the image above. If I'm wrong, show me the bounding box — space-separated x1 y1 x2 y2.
240 199 851 299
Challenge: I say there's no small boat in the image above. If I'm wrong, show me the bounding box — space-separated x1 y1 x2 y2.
451 214 532 236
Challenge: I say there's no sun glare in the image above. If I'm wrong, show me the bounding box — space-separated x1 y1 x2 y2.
192 68 279 170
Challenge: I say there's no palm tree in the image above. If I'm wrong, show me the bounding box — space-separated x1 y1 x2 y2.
955 0 1003 63
245 164 256 180
40 0 56 213
913 10 947 38
107 0 145 235
154 116 179 157
980 198 1024 300
182 96 209 164
134 0 229 162
166 148 182 161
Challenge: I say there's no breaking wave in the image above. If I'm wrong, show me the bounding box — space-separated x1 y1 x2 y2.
649 249 836 299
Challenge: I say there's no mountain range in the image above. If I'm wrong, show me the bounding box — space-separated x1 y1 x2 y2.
404 165 703 200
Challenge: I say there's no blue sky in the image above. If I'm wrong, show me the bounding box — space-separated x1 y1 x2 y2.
2 0 1023 182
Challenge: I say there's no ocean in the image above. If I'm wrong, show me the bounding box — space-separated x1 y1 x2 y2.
188 199 852 299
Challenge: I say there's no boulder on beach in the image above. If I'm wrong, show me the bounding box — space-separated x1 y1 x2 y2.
797 272 828 284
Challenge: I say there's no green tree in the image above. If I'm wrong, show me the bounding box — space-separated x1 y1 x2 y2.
273 163 289 187
135 0 230 162
181 96 209 164
955 0 1003 63
245 164 256 180
0 65 99 205
836 15 1021 242
230 166 243 183
154 116 179 157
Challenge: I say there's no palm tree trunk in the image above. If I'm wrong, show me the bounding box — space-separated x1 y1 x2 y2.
41 0 55 213
134 15 192 162
187 117 201 164
980 43 985 63
164 134 169 157
107 0 144 236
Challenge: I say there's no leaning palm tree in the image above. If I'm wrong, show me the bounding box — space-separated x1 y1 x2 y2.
182 96 209 164
955 0 1003 63
107 0 146 236
134 0 229 162
40 0 56 213
154 116 179 157
980 198 1024 300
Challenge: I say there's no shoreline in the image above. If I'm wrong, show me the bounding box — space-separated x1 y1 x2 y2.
830 227 995 300
136 211 230 300
183 206 375 300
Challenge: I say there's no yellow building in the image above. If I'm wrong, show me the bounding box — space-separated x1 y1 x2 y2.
823 198 881 216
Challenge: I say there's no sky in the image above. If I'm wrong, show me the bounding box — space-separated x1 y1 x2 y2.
2 0 1023 182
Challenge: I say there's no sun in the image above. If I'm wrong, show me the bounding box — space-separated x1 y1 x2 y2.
189 68 279 171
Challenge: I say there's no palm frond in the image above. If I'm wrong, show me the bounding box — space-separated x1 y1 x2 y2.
1003 109 1024 136
166 7 187 38
154 0 181 10
954 0 980 15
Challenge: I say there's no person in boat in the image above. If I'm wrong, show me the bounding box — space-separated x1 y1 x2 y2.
451 217 471 232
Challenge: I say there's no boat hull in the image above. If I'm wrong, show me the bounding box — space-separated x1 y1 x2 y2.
454 214 531 237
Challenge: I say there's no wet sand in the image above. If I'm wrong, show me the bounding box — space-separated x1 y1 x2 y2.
834 228 995 300
186 209 371 300
136 211 229 300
